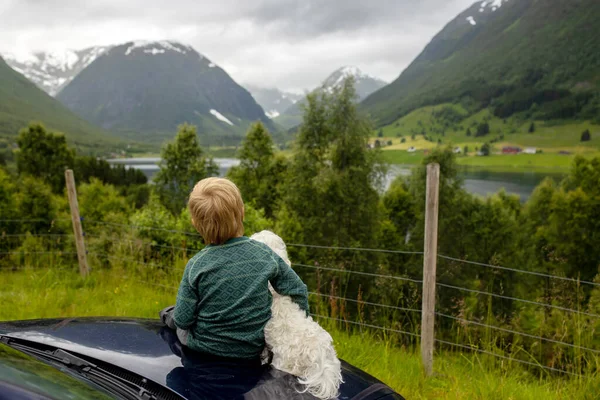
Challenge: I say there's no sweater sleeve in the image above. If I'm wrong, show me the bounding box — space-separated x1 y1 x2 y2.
173 261 199 330
271 255 309 314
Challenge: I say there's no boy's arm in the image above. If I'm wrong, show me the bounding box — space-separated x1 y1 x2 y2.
271 256 309 314
173 264 199 330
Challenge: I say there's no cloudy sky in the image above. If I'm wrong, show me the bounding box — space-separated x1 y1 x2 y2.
0 0 476 93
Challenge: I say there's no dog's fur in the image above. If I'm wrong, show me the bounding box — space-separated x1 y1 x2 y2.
250 230 343 400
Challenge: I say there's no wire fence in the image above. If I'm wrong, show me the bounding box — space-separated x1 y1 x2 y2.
2 220 599 377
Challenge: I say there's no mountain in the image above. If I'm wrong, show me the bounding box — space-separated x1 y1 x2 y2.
245 85 303 119
361 0 600 126
3 46 111 96
275 66 387 129
0 55 118 151
56 41 274 145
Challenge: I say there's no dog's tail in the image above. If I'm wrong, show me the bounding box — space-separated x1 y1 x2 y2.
298 344 343 400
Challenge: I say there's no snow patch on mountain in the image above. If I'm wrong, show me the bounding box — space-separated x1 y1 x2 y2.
210 109 234 125
265 110 280 119
3 46 111 96
466 16 477 25
321 66 387 94
124 41 189 56
143 48 166 55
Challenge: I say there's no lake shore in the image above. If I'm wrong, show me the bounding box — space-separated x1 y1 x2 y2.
380 150 586 173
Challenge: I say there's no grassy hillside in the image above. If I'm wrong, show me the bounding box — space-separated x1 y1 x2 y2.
372 102 599 169
362 0 600 127
1 267 597 399
0 57 121 153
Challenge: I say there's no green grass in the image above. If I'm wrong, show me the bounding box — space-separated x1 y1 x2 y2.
1 266 598 399
377 104 599 152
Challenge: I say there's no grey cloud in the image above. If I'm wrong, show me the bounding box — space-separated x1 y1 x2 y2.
0 0 477 91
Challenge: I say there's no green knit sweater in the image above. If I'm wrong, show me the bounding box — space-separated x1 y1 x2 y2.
173 236 309 358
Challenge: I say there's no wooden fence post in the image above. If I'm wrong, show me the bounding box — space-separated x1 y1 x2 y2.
65 169 89 277
421 163 440 376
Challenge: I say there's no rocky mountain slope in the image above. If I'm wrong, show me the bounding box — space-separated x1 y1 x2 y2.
56 41 273 145
275 66 387 129
3 47 111 96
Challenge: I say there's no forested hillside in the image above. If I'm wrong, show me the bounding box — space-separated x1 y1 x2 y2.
0 56 119 154
362 0 600 126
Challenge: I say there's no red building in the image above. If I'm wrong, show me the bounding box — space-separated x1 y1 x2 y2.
502 146 522 154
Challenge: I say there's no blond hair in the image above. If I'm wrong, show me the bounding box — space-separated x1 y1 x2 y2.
188 177 245 244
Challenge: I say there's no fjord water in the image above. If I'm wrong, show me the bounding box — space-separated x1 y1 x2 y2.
109 158 562 202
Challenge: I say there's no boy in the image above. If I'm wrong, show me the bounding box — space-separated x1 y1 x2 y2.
160 177 308 360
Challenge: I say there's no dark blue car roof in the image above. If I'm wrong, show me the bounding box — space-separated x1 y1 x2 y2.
0 318 403 400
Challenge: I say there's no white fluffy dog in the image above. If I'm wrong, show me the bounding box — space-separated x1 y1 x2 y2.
250 230 343 400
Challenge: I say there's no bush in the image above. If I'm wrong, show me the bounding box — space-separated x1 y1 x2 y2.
401 138 406 143
581 129 591 142
481 143 491 156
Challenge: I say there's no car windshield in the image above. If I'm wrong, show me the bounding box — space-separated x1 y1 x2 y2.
0 342 115 400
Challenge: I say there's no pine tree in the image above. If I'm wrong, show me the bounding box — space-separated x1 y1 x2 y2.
529 122 535 133
154 124 218 214
228 122 286 219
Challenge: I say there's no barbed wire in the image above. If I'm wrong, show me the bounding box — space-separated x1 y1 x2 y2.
434 338 582 377
437 282 600 319
0 251 78 256
293 263 423 284
310 314 420 338
0 234 72 238
309 292 421 314
0 266 72 271
438 254 600 288
288 243 423 255
85 234 202 253
97 253 185 272
436 312 600 354
85 220 200 237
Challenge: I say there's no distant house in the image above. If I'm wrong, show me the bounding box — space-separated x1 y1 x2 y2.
453 147 462 154
523 147 536 154
502 146 522 154
407 146 416 153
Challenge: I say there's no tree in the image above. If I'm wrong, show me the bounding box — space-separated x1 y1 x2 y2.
16 123 75 193
228 122 287 219
581 129 591 142
529 122 536 133
401 138 406 143
481 143 491 156
377 129 384 138
475 122 490 137
463 145 469 155
278 76 383 250
154 124 218 214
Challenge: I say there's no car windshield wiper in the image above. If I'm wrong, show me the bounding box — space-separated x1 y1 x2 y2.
0 336 158 400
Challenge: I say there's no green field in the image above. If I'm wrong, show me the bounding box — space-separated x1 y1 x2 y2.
373 103 600 171
1 266 598 399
